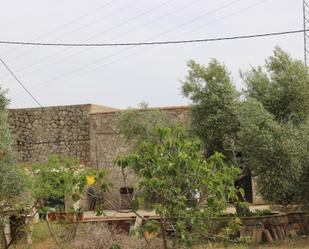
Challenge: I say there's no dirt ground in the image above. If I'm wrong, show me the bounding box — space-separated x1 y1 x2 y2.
9 236 309 249
8 220 309 249
202 237 309 249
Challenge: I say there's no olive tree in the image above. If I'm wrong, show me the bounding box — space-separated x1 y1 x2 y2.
181 47 309 207
0 89 29 212
0 88 29 248
182 59 239 163
243 47 309 125
293 119 309 207
236 99 300 204
181 59 248 213
241 47 309 205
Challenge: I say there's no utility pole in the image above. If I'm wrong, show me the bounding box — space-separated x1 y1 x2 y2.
303 0 309 65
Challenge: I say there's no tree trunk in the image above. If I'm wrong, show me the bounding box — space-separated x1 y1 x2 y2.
160 219 168 249
234 180 250 215
234 166 251 215
172 237 177 249
0 225 7 249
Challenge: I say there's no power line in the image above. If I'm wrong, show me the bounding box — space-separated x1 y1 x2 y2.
2 0 142 63
10 27 305 98
0 0 157 80
5 0 278 98
141 0 242 42
0 58 41 107
173 0 269 39
51 0 144 43
0 29 306 47
0 0 230 82
0 0 243 49
42 0 271 89
0 0 120 58
5 0 274 98
0 0 204 92
70 0 175 47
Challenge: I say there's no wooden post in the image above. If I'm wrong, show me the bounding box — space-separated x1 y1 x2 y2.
252 223 263 243
0 224 7 249
160 219 168 249
263 229 274 243
3 217 11 247
270 225 278 240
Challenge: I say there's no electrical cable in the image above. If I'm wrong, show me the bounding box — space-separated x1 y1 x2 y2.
0 58 41 107
0 0 269 84
0 0 120 57
0 0 245 84
3 0 143 63
0 29 304 47
9 27 304 99
170 0 269 39
8 0 270 99
0 0 203 82
7 0 280 100
0 0 169 81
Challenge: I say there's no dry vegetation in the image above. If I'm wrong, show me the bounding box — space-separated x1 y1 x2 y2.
203 237 309 249
8 221 309 249
10 221 163 249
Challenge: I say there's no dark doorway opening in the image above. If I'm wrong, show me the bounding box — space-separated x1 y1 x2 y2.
239 175 253 203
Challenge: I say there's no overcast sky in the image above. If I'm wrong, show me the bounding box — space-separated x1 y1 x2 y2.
0 0 303 109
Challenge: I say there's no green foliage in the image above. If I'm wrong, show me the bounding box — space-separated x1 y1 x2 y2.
252 209 272 217
117 102 173 143
242 47 309 125
142 220 160 234
182 59 239 162
32 155 109 213
181 48 309 206
241 48 309 206
292 119 309 207
236 99 301 204
32 156 79 201
221 217 242 242
116 125 239 247
0 88 29 214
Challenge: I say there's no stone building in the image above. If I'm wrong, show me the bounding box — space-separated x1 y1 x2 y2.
10 104 106 163
8 104 263 209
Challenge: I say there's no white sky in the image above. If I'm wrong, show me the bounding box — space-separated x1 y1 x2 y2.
0 0 303 109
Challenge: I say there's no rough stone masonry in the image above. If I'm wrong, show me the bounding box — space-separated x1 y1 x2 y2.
8 104 263 208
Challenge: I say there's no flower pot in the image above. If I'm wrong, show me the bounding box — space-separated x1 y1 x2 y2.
47 212 83 222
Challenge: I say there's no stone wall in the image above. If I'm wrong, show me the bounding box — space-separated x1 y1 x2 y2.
89 106 265 208
9 104 117 163
8 103 264 208
251 177 265 205
89 107 191 209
